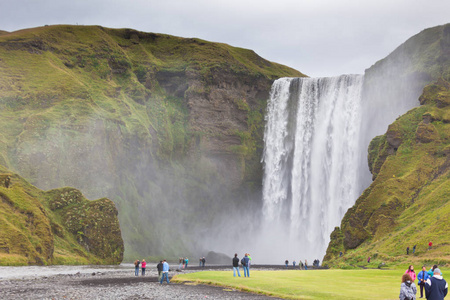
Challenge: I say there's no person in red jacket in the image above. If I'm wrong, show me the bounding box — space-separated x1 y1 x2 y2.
428 241 433 250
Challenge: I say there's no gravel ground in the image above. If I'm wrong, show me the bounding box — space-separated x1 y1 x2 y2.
0 268 283 300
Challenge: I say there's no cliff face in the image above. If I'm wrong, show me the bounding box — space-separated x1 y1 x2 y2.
0 25 304 259
0 165 123 265
324 24 450 267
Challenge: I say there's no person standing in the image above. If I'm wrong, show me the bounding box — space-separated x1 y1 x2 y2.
428 265 444 278
179 258 183 270
285 260 289 268
406 265 417 282
413 245 417 254
417 266 430 298
305 259 308 270
293 260 296 268
141 259 146 276
428 242 433 250
399 273 417 300
134 259 140 276
407 246 410 255
242 253 250 277
160 260 170 284
202 257 206 267
157 261 163 281
185 257 189 268
300 260 304 270
368 257 371 263
4 176 11 188
425 268 448 300
232 253 241 277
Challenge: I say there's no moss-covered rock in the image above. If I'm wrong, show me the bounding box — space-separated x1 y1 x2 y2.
416 121 440 143
323 227 344 262
0 165 123 265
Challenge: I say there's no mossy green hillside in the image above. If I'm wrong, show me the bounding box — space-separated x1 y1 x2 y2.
0 165 123 265
324 79 450 268
0 25 304 260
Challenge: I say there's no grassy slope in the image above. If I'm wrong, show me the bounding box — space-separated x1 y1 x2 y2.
0 25 304 261
324 79 450 268
173 268 443 300
0 165 123 265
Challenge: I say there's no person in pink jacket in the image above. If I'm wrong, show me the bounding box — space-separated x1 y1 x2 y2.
141 259 147 276
405 265 417 282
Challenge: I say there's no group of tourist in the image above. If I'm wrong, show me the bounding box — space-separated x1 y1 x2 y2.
283 259 317 270
198 257 206 267
178 257 189 269
133 259 146 276
134 258 170 284
399 264 447 300
156 260 170 284
405 242 434 256
232 253 252 277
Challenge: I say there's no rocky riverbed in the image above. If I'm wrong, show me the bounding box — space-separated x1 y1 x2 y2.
0 266 283 300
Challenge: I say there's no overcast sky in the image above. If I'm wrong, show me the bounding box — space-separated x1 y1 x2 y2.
1 0 449 77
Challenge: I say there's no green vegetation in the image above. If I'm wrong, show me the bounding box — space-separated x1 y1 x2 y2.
174 268 445 299
0 165 123 266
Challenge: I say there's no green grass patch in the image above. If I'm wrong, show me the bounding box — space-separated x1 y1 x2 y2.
173 269 446 299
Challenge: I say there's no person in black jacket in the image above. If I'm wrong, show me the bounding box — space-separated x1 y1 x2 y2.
232 253 241 277
157 261 163 281
425 268 448 300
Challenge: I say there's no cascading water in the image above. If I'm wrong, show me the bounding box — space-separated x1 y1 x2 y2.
262 75 365 261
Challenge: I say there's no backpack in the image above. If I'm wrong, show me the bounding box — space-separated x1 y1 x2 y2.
241 258 246 266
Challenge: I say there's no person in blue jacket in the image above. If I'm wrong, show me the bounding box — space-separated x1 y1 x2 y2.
160 260 170 284
417 266 430 298
428 265 443 277
242 253 250 277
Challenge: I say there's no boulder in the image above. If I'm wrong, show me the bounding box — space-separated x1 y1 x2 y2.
205 251 232 265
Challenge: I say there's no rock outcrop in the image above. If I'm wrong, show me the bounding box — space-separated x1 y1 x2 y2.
0 165 123 265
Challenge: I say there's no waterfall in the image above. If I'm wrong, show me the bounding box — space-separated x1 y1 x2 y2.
262 75 365 261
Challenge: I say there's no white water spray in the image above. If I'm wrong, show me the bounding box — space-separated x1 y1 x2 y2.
262 75 365 261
